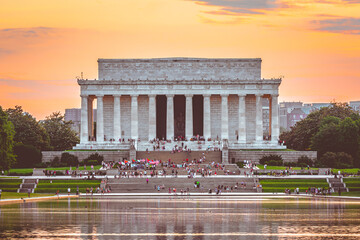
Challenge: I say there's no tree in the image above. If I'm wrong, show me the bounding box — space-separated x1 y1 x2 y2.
6 106 50 151
280 102 358 151
41 112 79 151
0 106 16 171
60 153 79 166
13 143 42 168
338 117 359 163
319 152 353 168
310 117 341 157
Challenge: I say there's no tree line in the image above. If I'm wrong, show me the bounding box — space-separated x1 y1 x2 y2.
280 102 360 168
0 105 79 171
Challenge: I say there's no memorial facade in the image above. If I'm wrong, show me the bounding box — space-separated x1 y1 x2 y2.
74 58 284 151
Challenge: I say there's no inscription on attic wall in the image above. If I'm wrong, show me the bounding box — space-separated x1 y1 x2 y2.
98 58 262 81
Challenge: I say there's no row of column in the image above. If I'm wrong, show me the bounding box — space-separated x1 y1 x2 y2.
80 94 279 144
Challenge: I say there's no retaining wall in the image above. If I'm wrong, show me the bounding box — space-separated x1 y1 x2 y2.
228 150 317 164
42 150 130 163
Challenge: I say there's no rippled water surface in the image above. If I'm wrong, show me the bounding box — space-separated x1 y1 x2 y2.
1 196 360 240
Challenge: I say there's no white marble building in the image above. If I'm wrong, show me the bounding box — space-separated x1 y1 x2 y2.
74 58 284 150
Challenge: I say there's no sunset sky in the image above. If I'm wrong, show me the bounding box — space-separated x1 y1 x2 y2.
1 0 359 119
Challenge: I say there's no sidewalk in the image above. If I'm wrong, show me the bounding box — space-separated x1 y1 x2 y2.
8 174 339 180
0 194 78 205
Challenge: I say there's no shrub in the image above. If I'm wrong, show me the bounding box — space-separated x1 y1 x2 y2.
236 162 244 168
319 152 353 168
60 153 79 167
86 160 98 166
83 153 103 165
297 155 313 167
284 162 297 167
50 156 66 167
13 143 42 168
259 154 283 166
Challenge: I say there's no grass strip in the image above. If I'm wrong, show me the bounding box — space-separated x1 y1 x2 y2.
0 192 54 199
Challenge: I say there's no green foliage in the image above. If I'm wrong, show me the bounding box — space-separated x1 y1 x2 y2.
236 162 244 168
280 102 356 151
41 112 79 151
260 178 328 193
86 160 98 165
83 153 104 165
6 106 50 151
319 152 353 168
0 106 16 171
297 155 314 167
60 153 79 166
280 103 360 167
259 154 283 166
13 143 42 168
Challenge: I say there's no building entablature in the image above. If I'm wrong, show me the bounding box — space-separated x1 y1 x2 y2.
78 79 281 96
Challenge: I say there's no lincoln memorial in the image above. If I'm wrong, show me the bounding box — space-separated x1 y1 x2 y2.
74 58 285 155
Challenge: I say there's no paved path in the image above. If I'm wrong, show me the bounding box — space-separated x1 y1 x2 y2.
1 175 338 180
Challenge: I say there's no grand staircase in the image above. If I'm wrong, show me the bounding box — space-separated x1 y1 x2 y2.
136 151 222 163
105 177 260 193
18 179 37 193
328 178 348 192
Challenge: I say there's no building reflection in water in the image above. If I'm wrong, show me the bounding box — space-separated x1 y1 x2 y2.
0 197 359 240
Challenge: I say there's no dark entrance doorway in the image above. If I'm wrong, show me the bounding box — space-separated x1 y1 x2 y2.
174 95 185 139
156 95 167 140
193 95 204 137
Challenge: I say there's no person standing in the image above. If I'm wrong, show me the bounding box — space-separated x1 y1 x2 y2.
68 187 71 196
28 188 31 198
0 189 2 199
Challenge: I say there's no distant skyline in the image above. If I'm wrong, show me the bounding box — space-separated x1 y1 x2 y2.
1 0 360 119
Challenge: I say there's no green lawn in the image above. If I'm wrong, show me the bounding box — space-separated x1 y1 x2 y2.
333 169 360 175
260 178 328 193
234 149 295 151
8 165 102 175
343 178 360 192
256 165 318 170
34 179 101 193
0 192 54 199
331 191 360 197
0 178 22 192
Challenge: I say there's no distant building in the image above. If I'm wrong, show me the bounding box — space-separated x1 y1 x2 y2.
287 108 306 128
350 101 360 112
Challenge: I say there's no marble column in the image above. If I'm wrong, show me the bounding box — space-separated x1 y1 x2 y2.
96 95 104 143
271 94 280 144
80 95 88 143
221 94 229 140
238 94 246 143
87 97 93 140
113 95 121 142
166 94 174 140
131 94 139 140
148 94 156 140
185 94 193 139
255 94 263 142
203 94 211 140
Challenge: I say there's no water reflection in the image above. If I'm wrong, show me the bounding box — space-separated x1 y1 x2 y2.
0 197 359 240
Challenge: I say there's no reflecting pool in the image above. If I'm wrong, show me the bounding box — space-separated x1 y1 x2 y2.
1 196 360 239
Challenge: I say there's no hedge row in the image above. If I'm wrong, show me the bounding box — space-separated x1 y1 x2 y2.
261 183 328 188
34 188 99 193
262 188 313 192
259 179 325 183
0 179 22 183
0 188 19 192
39 180 101 184
37 183 101 188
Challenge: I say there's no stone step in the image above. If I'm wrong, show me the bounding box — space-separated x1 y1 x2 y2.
23 179 37 184
136 151 222 164
21 183 36 188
